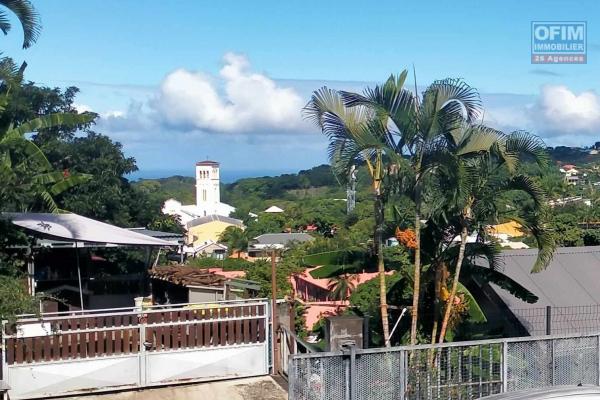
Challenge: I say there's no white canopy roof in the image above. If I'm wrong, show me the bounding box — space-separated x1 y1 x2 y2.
264 205 284 213
4 212 174 247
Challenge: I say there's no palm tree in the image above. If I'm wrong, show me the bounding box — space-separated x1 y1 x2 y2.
432 126 555 343
304 81 411 346
327 274 358 301
341 75 482 345
219 226 248 258
0 0 41 49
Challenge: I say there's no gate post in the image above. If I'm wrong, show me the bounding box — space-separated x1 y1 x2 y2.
138 313 147 387
399 350 406 400
341 342 357 400
1 320 8 385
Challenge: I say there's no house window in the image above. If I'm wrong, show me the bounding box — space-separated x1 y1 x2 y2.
203 189 207 201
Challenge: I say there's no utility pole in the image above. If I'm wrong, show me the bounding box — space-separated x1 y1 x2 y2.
271 249 280 374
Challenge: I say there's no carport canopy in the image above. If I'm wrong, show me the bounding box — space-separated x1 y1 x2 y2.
3 212 175 247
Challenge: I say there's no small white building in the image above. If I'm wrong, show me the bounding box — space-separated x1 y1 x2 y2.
162 161 235 225
264 205 284 213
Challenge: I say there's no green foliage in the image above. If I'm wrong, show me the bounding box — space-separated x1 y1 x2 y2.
0 219 40 320
305 249 370 278
218 226 248 256
294 302 308 338
244 212 287 238
551 213 584 247
147 214 184 234
0 275 39 321
349 272 405 346
187 256 254 271
245 246 306 298
583 229 600 246
134 176 196 206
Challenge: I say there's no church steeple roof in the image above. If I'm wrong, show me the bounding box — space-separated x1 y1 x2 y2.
196 160 219 166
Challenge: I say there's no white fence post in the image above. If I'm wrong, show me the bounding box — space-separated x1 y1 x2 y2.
502 340 508 393
138 313 147 387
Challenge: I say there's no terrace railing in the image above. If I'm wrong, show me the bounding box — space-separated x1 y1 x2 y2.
288 331 600 400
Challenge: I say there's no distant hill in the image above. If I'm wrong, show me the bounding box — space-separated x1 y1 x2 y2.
133 165 353 211
133 145 600 212
547 146 600 166
135 175 196 205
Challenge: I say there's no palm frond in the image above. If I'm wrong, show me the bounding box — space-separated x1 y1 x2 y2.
462 263 538 303
341 71 416 148
505 131 549 170
456 125 505 156
419 78 482 144
511 213 556 273
0 0 41 48
423 78 482 123
0 10 10 35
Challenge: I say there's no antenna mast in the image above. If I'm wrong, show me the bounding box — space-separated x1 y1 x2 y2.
347 165 357 214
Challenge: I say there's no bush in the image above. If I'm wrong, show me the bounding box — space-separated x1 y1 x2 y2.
187 256 254 271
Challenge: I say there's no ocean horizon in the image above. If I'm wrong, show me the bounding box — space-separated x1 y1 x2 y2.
127 168 300 183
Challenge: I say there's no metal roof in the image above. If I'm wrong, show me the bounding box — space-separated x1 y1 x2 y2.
484 246 600 333
186 214 244 229
487 246 600 308
3 212 174 247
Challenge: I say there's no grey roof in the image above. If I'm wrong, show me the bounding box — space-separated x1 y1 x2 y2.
186 214 244 229
252 233 314 246
485 246 600 333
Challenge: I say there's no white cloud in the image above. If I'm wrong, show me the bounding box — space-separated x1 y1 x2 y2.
533 85 600 135
73 103 92 113
152 52 306 133
485 105 534 133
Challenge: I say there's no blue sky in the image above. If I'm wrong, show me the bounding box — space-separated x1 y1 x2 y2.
4 0 600 179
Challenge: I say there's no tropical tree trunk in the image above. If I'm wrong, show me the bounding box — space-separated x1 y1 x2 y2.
438 223 469 343
430 262 443 344
410 180 422 345
375 192 391 347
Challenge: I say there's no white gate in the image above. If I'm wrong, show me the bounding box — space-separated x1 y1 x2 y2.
2 299 270 399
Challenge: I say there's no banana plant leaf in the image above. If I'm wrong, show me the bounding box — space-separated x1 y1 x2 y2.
458 282 486 323
303 249 371 279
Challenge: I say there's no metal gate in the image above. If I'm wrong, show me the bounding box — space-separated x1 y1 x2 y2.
2 299 270 399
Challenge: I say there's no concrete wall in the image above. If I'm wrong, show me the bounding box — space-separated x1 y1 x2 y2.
188 287 224 303
325 316 364 351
